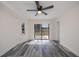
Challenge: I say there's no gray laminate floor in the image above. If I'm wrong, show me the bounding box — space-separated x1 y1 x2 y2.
1 40 77 57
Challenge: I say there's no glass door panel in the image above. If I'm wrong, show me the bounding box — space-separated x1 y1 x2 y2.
41 24 49 39
34 24 49 40
34 24 42 39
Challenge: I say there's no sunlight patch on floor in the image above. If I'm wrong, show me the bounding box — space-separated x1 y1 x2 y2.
28 40 50 45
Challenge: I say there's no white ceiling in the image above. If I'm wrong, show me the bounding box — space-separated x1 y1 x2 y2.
2 1 79 20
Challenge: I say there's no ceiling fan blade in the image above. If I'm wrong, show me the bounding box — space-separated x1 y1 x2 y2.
42 11 47 15
35 1 40 9
27 9 37 11
35 12 38 16
42 5 54 10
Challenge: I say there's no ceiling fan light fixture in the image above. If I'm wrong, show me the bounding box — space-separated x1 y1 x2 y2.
38 11 42 14
27 1 54 16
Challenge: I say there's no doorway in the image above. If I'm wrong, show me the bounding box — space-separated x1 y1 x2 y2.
34 24 49 40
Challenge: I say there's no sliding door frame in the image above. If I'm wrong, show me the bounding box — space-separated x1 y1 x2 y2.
34 24 50 40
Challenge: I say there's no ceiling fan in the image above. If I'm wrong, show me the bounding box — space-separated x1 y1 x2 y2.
27 1 54 16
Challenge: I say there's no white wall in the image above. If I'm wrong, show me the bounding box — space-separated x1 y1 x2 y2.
28 19 59 40
60 5 79 56
0 3 28 56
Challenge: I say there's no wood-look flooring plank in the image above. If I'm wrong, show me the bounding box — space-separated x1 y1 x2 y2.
1 40 77 57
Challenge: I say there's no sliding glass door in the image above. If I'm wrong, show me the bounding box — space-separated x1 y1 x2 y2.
34 24 49 40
